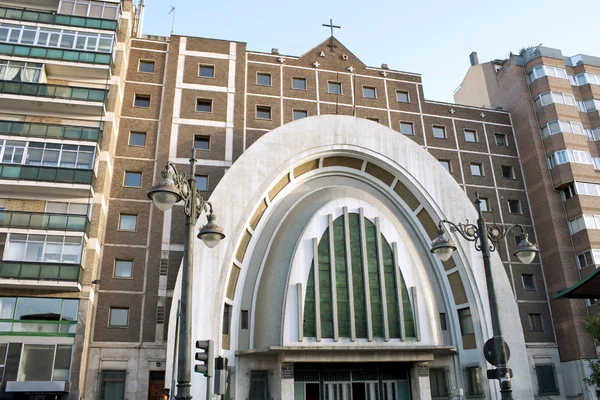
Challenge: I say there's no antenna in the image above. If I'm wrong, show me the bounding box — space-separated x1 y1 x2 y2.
169 6 176 35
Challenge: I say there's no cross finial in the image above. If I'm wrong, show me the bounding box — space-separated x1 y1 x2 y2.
322 18 341 37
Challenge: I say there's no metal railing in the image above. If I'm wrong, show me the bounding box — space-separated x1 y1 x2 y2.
0 43 112 65
0 164 94 184
0 261 82 284
0 80 106 102
0 210 88 231
0 120 100 142
0 6 118 30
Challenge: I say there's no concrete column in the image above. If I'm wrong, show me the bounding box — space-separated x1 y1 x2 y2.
410 363 432 400
279 363 295 400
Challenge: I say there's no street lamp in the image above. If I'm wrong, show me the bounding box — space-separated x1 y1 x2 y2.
430 192 538 400
148 150 225 400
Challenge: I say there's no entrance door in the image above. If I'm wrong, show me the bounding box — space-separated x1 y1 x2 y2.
148 371 165 400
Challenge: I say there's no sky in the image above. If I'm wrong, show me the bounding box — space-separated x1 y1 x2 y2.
141 0 600 103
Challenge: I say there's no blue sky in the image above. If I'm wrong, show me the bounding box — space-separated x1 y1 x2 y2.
141 0 600 103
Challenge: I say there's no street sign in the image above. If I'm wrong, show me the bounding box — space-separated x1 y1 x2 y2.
483 338 510 367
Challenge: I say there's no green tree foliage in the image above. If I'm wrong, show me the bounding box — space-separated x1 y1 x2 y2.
583 309 600 385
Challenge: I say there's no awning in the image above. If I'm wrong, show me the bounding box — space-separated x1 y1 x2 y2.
5 381 67 393
554 267 600 300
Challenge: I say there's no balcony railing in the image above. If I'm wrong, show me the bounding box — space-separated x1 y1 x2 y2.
0 211 88 232
0 43 111 65
0 81 106 102
0 7 118 30
0 164 94 184
0 261 82 284
0 120 100 142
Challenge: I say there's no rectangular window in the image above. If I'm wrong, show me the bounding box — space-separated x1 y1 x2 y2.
464 129 478 143
256 106 272 120
328 81 342 95
138 60 155 73
0 343 5 381
196 99 212 113
256 73 272 86
508 199 522 214
529 313 543 331
366 117 379 123
465 367 483 396
470 163 483 176
432 126 446 139
114 260 133 278
495 133 508 146
362 86 376 99
439 160 451 173
458 308 474 335
535 364 559 395
5 234 83 264
199 65 214 78
133 94 151 108
562 184 575 200
195 175 208 191
522 274 536 290
249 370 270 400
439 313 447 331
128 132 146 147
19 344 72 382
100 370 126 400
292 77 307 90
109 307 129 327
118 214 137 231
400 122 414 135
396 90 409 103
123 171 142 188
293 110 308 121
479 197 490 212
577 250 594 268
222 304 232 335
501 165 515 179
194 135 210 150
430 368 449 398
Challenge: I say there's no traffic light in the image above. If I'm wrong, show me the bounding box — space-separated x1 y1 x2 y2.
194 339 214 377
163 388 170 400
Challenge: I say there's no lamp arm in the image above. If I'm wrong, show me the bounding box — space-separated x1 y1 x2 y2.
483 223 526 245
438 219 479 242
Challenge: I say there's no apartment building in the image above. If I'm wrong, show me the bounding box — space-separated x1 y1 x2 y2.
455 46 600 399
0 0 134 399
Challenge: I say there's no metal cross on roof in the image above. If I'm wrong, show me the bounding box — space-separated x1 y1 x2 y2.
322 19 341 37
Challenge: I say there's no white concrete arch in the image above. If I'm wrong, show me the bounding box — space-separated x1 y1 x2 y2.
165 115 534 399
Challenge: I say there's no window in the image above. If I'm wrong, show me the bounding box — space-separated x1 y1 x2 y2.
439 160 451 173
195 175 208 191
548 149 592 168
396 90 409 103
535 364 559 395
495 133 508 146
439 313 447 331
366 117 379 123
577 250 594 268
222 304 232 335
430 368 449 398
541 120 584 139
479 197 490 212
100 371 126 400
4 233 83 264
0 23 114 52
528 313 543 331
194 136 210 150
109 307 129 327
571 73 600 86
0 297 78 336
256 73 272 86
128 132 146 147
133 94 150 108
522 274 536 290
199 65 214 78
328 81 342 94
114 260 133 278
292 77 307 90
196 99 212 113
578 99 600 113
527 65 567 83
464 129 478 143
249 370 270 400
465 367 483 396
138 60 154 73
46 202 88 215
293 110 308 121
562 184 576 200
501 165 515 179
123 171 141 188
18 344 72 381
256 106 272 120
118 214 137 231
0 61 43 83
362 86 376 99
0 140 95 169
432 126 446 139
58 0 120 20
0 343 6 381
400 122 414 135
458 308 474 335
470 163 483 176
508 199 522 214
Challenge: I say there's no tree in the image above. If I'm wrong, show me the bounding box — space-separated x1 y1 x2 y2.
583 309 600 385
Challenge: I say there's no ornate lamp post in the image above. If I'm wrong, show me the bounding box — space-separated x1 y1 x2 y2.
148 151 225 400
430 193 538 400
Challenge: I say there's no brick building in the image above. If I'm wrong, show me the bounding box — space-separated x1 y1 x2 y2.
0 1 585 400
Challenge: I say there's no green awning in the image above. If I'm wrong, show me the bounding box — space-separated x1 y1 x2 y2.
553 267 600 299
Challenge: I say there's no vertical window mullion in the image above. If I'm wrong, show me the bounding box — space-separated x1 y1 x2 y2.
359 207 373 341
343 207 356 341
392 242 405 340
374 217 390 341
312 237 321 342
328 214 339 341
